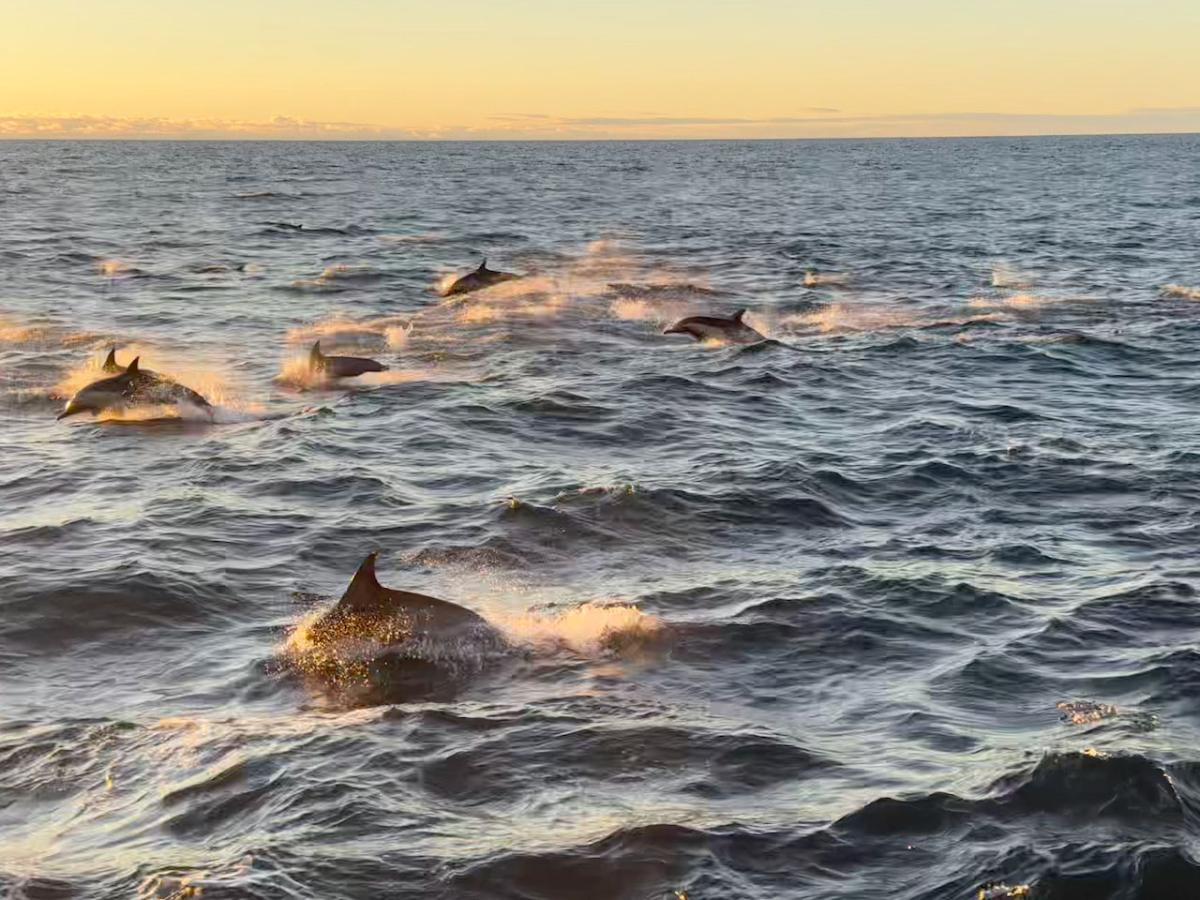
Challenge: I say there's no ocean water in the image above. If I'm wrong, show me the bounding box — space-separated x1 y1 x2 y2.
2 135 1200 899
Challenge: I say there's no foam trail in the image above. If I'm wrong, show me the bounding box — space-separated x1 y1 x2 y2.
291 265 381 290
968 293 1048 310
782 302 924 334
0 313 103 348
0 318 52 344
783 302 1001 334
381 232 448 245
610 298 691 325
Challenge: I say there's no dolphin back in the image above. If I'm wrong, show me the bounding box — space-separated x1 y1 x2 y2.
663 310 763 343
337 553 487 630
446 259 520 296
326 356 387 377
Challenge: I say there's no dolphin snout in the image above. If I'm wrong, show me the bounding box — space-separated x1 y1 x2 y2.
57 400 88 420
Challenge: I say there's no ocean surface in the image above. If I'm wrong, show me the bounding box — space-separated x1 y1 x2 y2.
2 135 1200 900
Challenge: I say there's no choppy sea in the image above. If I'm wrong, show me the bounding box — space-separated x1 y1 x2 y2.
2 135 1200 899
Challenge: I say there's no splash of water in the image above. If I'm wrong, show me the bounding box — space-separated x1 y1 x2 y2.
1162 283 1200 301
275 352 443 391
434 272 461 296
803 271 850 287
286 313 412 348
0 319 52 344
96 258 140 278
1056 700 1119 725
385 323 412 348
494 602 663 654
610 297 691 325
991 263 1033 289
276 355 336 390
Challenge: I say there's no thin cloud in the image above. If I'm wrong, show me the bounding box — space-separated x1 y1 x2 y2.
1 107 1197 140
0 114 414 138
561 111 840 126
489 113 554 121
1127 106 1200 115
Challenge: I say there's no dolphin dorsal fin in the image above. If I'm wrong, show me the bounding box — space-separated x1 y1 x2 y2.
310 341 325 369
126 357 140 375
103 348 119 372
338 552 386 613
731 308 747 323
477 258 489 272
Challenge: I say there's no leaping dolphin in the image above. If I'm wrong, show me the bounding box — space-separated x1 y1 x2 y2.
307 552 496 650
309 341 387 378
58 357 211 420
663 309 765 344
443 258 521 296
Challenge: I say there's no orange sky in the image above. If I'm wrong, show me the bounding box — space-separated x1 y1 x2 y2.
2 0 1197 139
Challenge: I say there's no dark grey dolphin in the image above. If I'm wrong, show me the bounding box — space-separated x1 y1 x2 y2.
443 258 521 296
307 552 494 650
309 341 387 378
58 357 211 420
663 308 765 344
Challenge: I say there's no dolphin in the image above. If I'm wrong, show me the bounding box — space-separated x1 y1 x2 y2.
663 309 765 344
309 341 387 378
58 357 211 420
99 347 161 376
443 258 521 296
306 552 495 650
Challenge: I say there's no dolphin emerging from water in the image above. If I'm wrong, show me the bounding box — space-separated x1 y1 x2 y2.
443 258 521 296
307 552 495 650
309 341 387 378
663 309 765 344
58 357 211 420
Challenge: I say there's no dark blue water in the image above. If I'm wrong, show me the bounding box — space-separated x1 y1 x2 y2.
2 136 1200 899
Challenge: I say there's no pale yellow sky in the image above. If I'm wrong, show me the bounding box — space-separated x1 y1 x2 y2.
2 0 1197 138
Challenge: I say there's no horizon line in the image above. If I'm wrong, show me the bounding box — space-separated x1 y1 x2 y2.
1 130 1197 144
